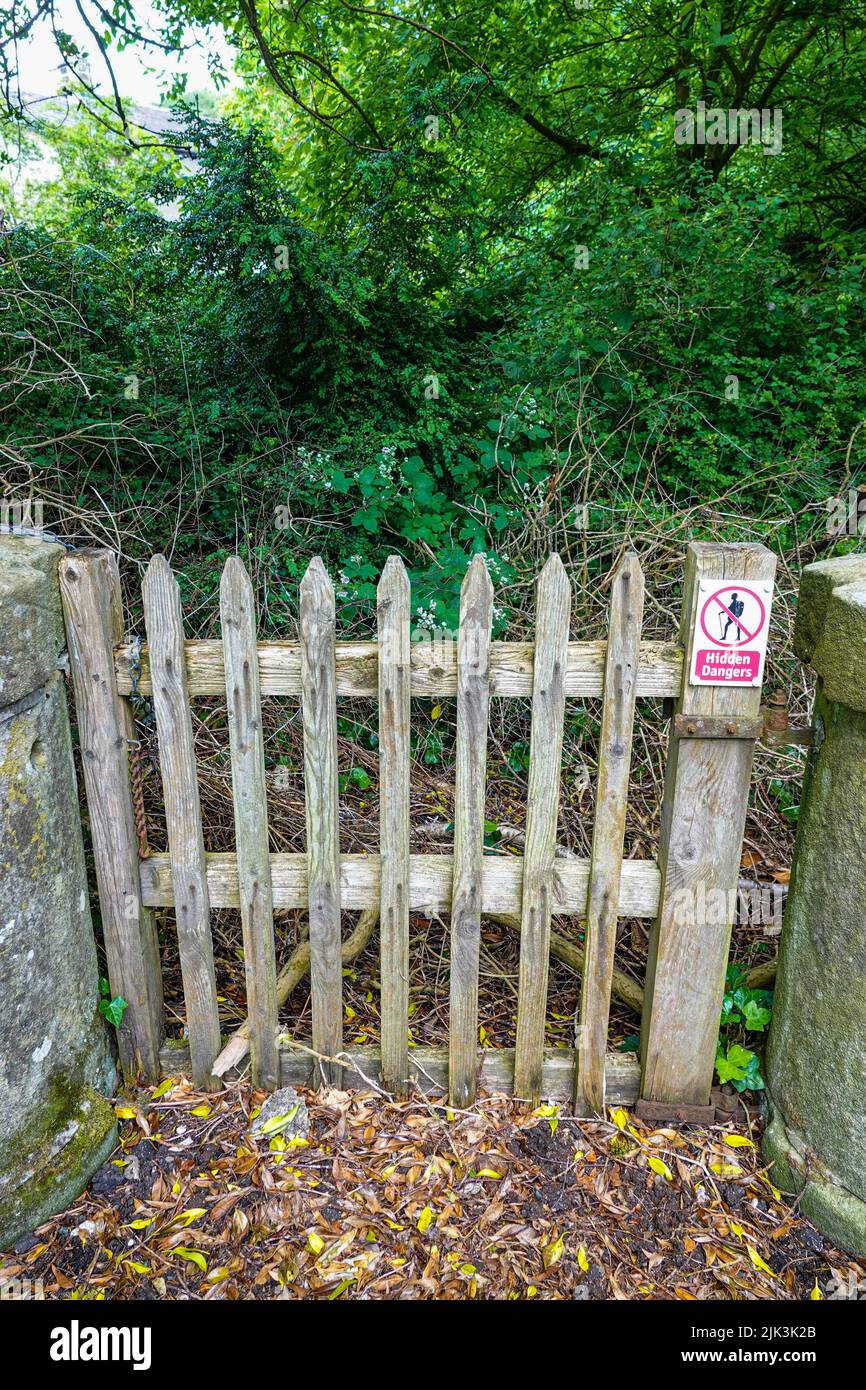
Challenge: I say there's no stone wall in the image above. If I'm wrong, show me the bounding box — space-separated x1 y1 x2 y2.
0 535 116 1249
764 554 866 1257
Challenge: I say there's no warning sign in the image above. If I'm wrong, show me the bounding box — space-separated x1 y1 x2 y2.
690 581 773 686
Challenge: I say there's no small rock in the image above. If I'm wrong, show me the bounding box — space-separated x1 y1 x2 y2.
13 1232 38 1256
250 1088 309 1142
90 1161 126 1197
799 1225 824 1253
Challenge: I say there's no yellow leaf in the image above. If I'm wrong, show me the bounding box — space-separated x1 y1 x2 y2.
127 1218 154 1230
746 1245 775 1277
460 1264 476 1276
609 1107 628 1131
150 1078 175 1100
175 1248 207 1274
115 1106 137 1120
730 1221 744 1241
190 1105 212 1118
259 1106 300 1136
307 1232 325 1255
543 1236 564 1269
123 1261 151 1276
577 1245 589 1273
810 1281 823 1300
417 1205 434 1233
724 1134 754 1149
710 1161 742 1177
173 1208 207 1227
477 1168 503 1179
431 704 442 720
648 1155 673 1180
526 1285 537 1298
535 1102 559 1136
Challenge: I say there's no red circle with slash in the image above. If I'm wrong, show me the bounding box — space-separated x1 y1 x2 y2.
699 585 766 648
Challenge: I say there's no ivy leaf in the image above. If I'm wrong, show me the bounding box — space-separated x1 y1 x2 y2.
99 995 128 1029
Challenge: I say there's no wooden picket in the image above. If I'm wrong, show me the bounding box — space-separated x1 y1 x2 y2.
220 558 280 1090
61 542 773 1113
377 557 412 1097
299 559 343 1086
449 556 494 1108
513 556 572 1103
142 556 221 1089
574 553 644 1115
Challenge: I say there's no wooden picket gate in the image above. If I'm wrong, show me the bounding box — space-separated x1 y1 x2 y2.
58 540 775 1116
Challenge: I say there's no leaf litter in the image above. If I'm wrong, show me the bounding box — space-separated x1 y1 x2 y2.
2 1079 862 1301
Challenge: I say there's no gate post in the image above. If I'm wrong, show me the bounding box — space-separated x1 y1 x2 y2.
764 555 866 1256
640 542 775 1110
0 535 117 1247
59 550 164 1081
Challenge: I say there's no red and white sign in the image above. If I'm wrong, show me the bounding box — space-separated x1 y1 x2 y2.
690 581 773 686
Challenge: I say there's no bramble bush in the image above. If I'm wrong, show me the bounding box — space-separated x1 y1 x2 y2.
2 115 863 631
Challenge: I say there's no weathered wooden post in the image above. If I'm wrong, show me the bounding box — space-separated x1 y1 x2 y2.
640 542 775 1115
764 554 866 1256
60 550 164 1082
0 535 117 1247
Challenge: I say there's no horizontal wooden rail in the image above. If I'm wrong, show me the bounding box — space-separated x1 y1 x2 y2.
141 851 660 917
116 638 682 700
159 1039 641 1105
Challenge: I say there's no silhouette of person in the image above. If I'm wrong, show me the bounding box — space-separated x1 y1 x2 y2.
721 592 745 641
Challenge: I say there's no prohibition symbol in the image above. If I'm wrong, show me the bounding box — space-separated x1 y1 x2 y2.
699 586 766 648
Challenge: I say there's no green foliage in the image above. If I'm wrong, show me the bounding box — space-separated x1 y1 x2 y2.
1 3 865 625
715 965 774 1093
98 977 129 1031
768 777 801 824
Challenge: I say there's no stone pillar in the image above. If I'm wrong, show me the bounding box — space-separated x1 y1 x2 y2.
764 553 866 1256
0 535 116 1249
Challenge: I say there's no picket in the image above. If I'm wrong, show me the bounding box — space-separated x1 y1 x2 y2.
300 558 343 1086
60 550 164 1081
142 556 221 1089
448 556 494 1108
220 557 280 1090
574 552 644 1115
513 555 573 1103
377 557 412 1097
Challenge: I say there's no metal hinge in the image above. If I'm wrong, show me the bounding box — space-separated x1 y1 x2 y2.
673 714 764 740
672 712 816 746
